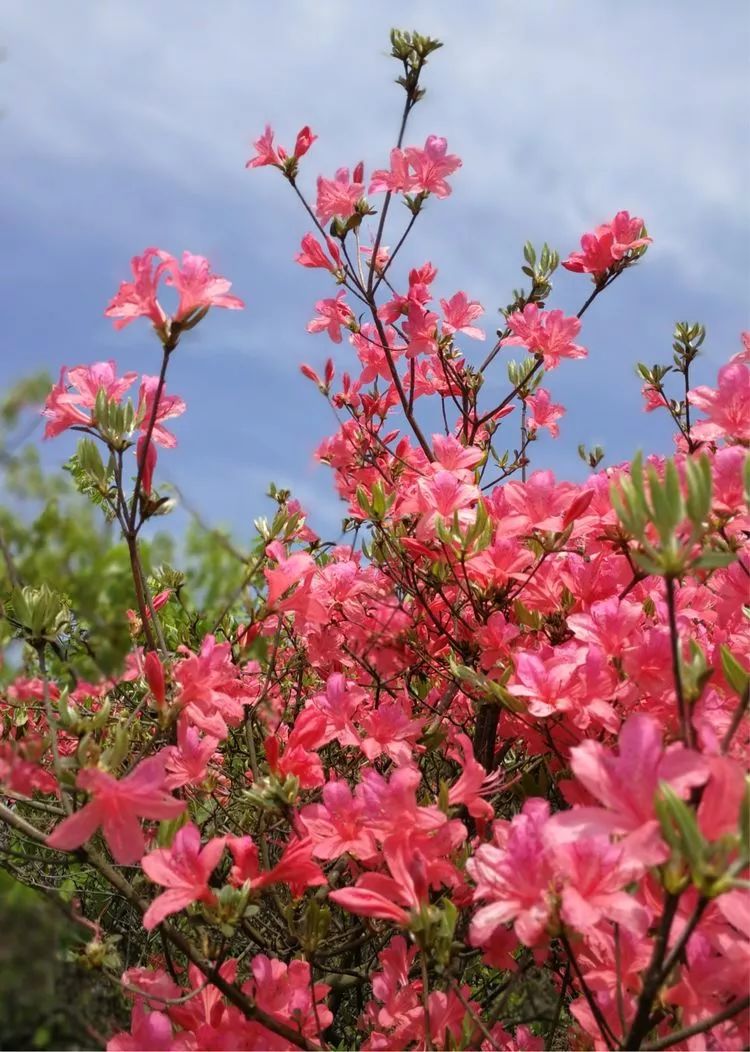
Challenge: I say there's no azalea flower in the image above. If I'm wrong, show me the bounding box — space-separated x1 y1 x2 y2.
306 290 355 343
158 251 244 323
104 248 169 331
404 136 462 197
440 291 485 340
503 304 587 370
563 211 651 277
315 166 365 223
42 361 138 439
141 823 226 930
246 124 317 169
525 387 565 437
688 361 750 442
105 248 243 332
47 753 184 864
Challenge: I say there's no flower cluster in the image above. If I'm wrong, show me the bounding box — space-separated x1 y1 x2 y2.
1 30 748 1052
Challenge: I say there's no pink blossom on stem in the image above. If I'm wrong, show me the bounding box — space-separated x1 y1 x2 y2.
299 779 378 862
293 125 317 159
246 124 316 169
43 362 138 439
104 248 169 331
245 124 282 168
295 232 342 273
242 955 332 1040
159 251 244 323
503 304 587 370
688 362 750 442
642 383 669 413
525 388 565 438
315 167 365 223
468 798 555 947
563 211 651 277
141 822 226 930
136 434 157 495
550 713 709 864
329 836 431 926
107 1001 194 1051
306 290 355 343
136 376 186 449
46 754 185 864
164 721 219 790
440 291 485 340
403 136 462 197
368 147 413 194
143 651 166 709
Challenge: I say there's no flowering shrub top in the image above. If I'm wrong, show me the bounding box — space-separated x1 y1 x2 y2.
1 27 748 1052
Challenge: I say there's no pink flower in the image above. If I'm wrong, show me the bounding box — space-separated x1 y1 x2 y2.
260 835 327 897
567 596 642 658
120 966 181 1008
548 837 649 937
68 361 140 405
159 251 244 323
503 305 587 370
369 147 413 194
105 248 169 331
295 232 342 273
306 290 354 343
136 435 157 495
688 362 750 442
402 300 439 357
144 651 166 709
468 798 555 947
398 469 479 539
42 361 138 439
440 292 485 340
174 635 250 740
46 753 185 864
563 211 651 277
447 734 500 821
642 383 669 413
243 955 332 1040
299 779 378 862
525 388 565 438
106 249 243 331
550 713 709 864
264 543 316 607
476 611 520 670
136 376 186 449
42 368 93 438
359 699 425 766
164 721 219 790
107 1001 195 1051
403 136 462 198
141 823 225 930
315 167 365 223
227 834 325 897
246 124 282 168
329 836 431 926
246 124 316 169
432 433 483 475
293 125 317 159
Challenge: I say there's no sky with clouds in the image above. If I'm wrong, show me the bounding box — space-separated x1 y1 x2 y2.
3 0 749 542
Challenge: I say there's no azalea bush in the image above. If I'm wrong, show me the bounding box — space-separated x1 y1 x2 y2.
1 29 748 1052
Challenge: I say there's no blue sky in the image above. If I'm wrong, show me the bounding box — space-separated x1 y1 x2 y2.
3 1 749 542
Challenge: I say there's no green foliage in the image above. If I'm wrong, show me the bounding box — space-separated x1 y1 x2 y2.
0 870 126 1049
